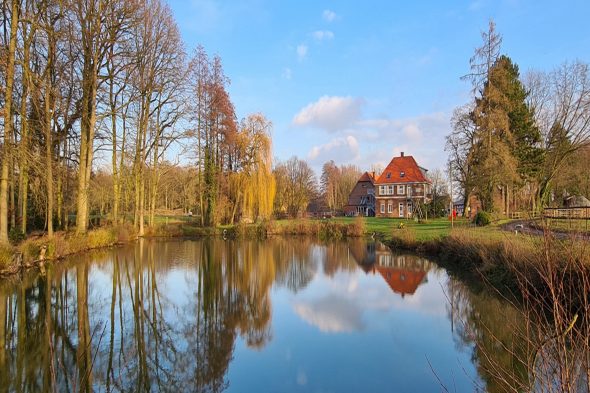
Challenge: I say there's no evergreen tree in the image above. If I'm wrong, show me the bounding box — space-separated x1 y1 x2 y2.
468 55 542 212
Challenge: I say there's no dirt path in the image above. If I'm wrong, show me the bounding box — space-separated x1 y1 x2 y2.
502 220 590 240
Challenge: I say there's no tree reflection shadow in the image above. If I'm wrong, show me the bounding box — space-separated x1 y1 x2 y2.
3 238 582 392
0 238 343 392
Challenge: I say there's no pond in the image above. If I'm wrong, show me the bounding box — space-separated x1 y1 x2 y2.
0 238 535 392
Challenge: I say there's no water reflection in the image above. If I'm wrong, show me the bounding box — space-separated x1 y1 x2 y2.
349 241 431 298
0 238 574 392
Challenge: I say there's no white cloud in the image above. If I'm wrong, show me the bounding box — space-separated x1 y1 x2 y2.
293 294 364 333
307 136 360 163
296 44 308 61
292 95 450 172
293 95 364 132
312 30 334 41
322 9 337 22
282 67 292 80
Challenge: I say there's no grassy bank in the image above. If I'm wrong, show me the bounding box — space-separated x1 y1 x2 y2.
0 217 368 277
0 224 138 275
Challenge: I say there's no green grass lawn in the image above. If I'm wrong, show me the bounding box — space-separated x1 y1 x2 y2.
149 213 512 242
335 216 471 240
275 216 477 241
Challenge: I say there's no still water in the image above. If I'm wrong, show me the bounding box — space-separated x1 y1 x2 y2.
0 238 527 392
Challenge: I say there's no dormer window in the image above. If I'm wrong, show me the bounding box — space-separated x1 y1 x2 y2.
386 172 391 179
400 171 405 178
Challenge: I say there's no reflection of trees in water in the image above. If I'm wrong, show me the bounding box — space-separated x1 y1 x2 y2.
272 238 317 293
0 239 280 392
323 241 359 277
0 238 382 392
446 279 531 392
0 238 356 392
447 278 590 392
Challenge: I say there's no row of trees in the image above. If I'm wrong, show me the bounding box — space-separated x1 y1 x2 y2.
0 0 281 243
447 21 590 215
87 155 362 222
1 0 458 244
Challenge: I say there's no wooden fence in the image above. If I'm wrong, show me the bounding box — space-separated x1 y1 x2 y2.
543 207 590 220
509 211 541 220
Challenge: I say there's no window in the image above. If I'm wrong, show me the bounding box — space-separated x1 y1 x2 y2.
380 202 385 214
387 185 394 195
386 172 391 179
387 202 393 213
408 203 413 214
415 186 422 193
400 171 405 178
399 203 404 217
379 185 385 195
397 185 405 195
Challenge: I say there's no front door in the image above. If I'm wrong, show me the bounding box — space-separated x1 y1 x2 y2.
399 203 404 218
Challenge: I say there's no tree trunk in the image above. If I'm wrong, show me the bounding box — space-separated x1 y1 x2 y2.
109 58 120 224
45 76 54 237
0 0 19 244
76 66 98 234
19 43 30 234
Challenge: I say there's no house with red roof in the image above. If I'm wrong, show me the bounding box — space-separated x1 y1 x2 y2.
343 171 376 216
374 152 432 218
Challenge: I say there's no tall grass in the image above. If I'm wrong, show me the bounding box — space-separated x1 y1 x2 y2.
435 228 590 391
0 244 13 269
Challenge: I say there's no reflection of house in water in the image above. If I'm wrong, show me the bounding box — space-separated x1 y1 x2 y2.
349 241 432 298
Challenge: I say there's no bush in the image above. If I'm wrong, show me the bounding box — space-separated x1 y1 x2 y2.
319 221 344 240
474 211 492 226
112 223 137 242
9 228 25 244
347 216 366 237
390 226 418 249
0 244 13 269
19 238 42 262
87 228 116 249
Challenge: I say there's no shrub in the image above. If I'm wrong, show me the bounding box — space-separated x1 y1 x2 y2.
9 228 25 244
87 228 116 249
19 238 42 262
320 222 344 240
390 226 418 249
474 211 492 226
112 223 137 242
259 220 278 237
0 244 13 269
347 216 366 237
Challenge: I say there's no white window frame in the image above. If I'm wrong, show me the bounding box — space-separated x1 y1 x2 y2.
397 185 405 195
399 203 404 217
387 202 393 213
380 202 385 214
379 185 386 196
388 185 394 195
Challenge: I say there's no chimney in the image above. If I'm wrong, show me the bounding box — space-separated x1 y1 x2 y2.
400 152 404 157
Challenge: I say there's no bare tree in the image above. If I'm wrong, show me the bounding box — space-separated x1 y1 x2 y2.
0 0 19 244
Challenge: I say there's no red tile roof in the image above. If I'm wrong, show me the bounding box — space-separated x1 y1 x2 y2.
375 267 427 297
358 171 376 184
375 155 430 184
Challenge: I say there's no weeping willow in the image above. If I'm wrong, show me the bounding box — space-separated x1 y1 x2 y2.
239 114 276 222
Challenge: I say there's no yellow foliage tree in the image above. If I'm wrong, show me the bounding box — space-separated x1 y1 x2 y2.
238 114 276 222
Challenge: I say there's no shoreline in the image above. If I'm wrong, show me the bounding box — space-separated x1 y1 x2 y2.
1 220 588 299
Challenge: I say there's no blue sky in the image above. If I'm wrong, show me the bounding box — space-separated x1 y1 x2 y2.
167 0 590 175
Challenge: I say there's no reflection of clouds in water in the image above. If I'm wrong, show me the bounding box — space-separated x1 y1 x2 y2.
292 267 448 333
294 294 364 333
